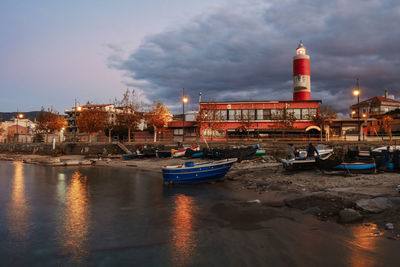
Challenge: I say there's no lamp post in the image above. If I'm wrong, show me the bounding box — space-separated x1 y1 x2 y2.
182 88 188 142
353 78 360 141
16 113 24 143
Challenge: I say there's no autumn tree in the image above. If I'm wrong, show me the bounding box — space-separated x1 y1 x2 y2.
196 102 225 141
313 105 337 141
115 89 142 142
381 115 394 141
35 107 66 142
76 109 107 142
145 101 172 142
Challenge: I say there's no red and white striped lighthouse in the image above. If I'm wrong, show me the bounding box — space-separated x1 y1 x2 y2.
293 41 311 101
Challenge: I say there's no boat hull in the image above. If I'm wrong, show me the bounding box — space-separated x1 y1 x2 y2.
162 159 236 184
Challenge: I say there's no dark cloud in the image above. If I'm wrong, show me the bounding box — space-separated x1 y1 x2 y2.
110 0 400 115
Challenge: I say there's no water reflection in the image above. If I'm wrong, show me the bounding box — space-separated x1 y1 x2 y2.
58 171 90 264
171 194 197 267
7 161 30 243
349 223 380 267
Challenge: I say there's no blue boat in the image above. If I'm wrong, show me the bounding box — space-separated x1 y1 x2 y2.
162 158 237 184
333 161 376 171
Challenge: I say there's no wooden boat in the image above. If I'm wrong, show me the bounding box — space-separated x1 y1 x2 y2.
282 153 333 171
171 146 200 158
333 160 376 173
156 150 172 158
162 158 237 184
205 146 258 162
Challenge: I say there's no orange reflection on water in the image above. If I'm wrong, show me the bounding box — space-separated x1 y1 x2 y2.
349 223 380 267
7 161 30 242
171 194 196 267
59 171 90 264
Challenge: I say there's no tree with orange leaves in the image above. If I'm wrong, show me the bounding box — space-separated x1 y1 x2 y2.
36 107 66 142
76 109 107 142
145 101 172 142
381 115 394 141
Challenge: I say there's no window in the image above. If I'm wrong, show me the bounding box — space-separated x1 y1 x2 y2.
262 109 271 120
242 109 249 120
301 109 309 120
290 109 301 119
309 109 317 118
248 109 255 120
271 109 283 120
257 109 263 120
220 110 227 121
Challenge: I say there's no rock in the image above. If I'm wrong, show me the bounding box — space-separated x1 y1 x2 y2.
338 209 363 223
388 197 400 205
247 199 261 204
303 207 323 216
246 185 257 190
385 223 394 230
356 197 393 213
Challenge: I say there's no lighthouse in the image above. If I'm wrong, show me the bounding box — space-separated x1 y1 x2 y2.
293 41 311 101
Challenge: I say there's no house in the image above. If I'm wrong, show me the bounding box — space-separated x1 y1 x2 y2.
350 91 400 118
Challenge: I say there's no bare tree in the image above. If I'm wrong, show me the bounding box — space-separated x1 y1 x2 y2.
115 89 142 142
313 105 337 141
197 102 225 141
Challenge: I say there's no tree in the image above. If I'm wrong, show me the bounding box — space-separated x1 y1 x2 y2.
313 105 337 141
145 102 172 142
197 102 225 141
115 89 142 142
35 107 66 142
76 109 107 142
381 115 394 141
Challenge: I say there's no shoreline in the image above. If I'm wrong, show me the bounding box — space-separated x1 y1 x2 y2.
1 152 400 239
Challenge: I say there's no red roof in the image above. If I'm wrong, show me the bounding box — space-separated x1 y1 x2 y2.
168 120 197 128
354 96 400 106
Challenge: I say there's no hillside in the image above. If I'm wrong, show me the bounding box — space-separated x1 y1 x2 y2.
0 111 40 122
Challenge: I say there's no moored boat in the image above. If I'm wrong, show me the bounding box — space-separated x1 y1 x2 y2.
171 146 200 158
162 158 237 184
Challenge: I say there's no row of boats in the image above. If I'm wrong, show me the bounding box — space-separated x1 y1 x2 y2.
281 145 400 173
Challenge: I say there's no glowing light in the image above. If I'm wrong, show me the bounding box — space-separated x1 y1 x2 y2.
58 171 90 265
171 194 196 266
362 114 366 118
182 97 188 103
18 114 24 119
76 106 82 112
7 161 30 242
353 90 360 96
352 111 356 114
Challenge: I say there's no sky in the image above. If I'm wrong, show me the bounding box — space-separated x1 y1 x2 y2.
1 0 400 116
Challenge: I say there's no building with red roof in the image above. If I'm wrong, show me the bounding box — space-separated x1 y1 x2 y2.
350 91 400 118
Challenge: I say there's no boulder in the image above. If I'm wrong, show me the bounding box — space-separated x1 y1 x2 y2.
303 207 323 216
385 223 394 230
356 197 393 213
338 208 363 223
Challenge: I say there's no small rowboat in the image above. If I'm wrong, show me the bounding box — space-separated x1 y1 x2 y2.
171 146 200 158
162 158 237 184
333 161 376 171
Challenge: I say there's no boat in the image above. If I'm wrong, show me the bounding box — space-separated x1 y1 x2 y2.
171 146 200 158
297 144 333 158
255 149 266 156
205 145 258 161
333 159 376 173
122 153 138 160
162 158 237 184
281 153 333 171
184 148 204 158
156 150 172 158
372 146 400 153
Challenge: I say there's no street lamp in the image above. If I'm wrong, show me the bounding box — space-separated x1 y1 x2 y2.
16 113 24 143
182 88 188 142
353 78 361 141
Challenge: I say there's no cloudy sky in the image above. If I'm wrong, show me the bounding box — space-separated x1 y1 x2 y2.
1 0 399 116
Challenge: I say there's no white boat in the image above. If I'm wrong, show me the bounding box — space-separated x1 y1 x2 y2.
171 146 200 158
372 146 400 153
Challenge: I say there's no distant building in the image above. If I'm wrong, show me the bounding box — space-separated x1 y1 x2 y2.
1 118 36 143
199 100 321 139
350 91 400 118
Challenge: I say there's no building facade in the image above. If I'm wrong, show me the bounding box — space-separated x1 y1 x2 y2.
350 91 400 118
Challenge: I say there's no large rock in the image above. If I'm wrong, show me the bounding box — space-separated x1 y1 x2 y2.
338 208 363 223
356 197 393 213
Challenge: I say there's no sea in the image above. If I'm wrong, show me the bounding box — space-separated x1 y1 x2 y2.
0 160 399 266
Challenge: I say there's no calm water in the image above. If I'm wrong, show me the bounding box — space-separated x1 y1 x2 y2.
0 161 399 266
